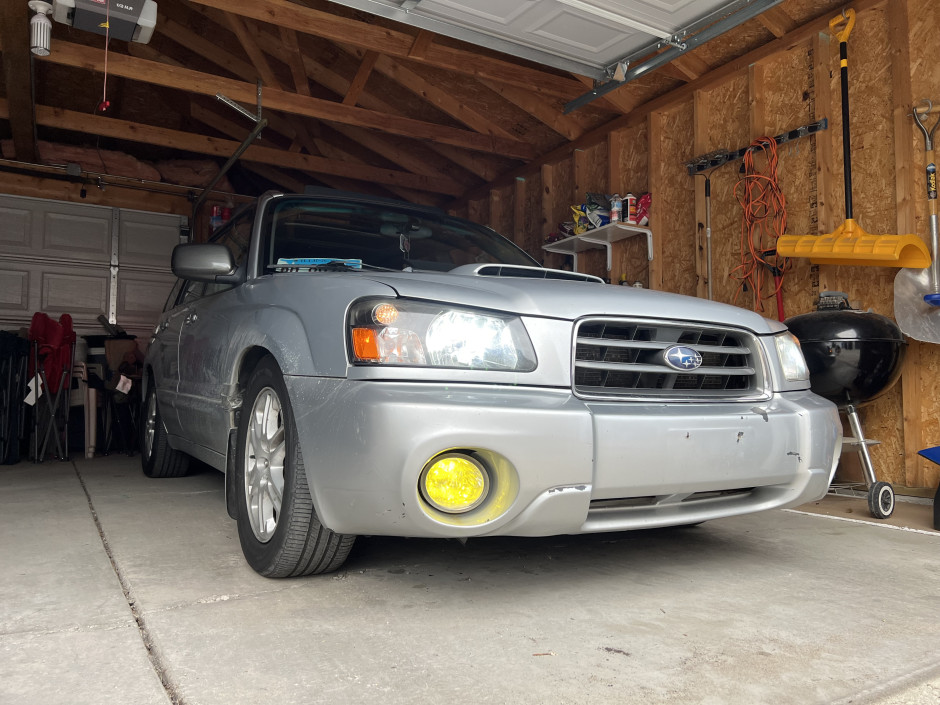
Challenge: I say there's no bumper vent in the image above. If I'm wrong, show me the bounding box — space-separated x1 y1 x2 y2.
573 318 764 400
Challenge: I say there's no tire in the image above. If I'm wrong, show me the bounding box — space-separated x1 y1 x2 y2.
140 378 190 478
234 357 355 578
868 481 895 519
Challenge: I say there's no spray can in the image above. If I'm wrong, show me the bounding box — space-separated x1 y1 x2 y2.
210 205 223 232
624 193 638 224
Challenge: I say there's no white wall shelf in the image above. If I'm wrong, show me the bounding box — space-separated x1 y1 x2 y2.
542 222 653 272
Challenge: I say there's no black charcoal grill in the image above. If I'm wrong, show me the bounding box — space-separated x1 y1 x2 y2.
785 309 906 519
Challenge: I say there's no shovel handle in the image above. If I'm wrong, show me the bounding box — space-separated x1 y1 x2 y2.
829 9 855 44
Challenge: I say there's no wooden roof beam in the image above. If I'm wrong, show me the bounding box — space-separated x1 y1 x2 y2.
480 80 586 141
0 0 38 162
225 13 284 89
38 40 535 160
344 48 520 142
757 5 798 38
249 31 500 182
164 24 468 186
184 0 587 101
0 99 464 195
278 28 312 96
343 51 379 107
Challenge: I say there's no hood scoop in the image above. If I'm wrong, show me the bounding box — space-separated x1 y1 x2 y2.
452 263 604 284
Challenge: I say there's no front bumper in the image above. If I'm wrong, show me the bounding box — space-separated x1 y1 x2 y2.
284 378 842 538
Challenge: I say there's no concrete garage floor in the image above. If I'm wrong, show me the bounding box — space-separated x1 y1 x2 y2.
2 456 939 705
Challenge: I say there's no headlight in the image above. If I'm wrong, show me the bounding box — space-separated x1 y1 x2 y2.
775 332 809 382
348 299 537 371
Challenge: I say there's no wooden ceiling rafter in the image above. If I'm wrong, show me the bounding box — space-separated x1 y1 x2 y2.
757 5 799 37
195 18 476 188
479 79 587 142
342 46 522 142
37 40 537 160
0 0 38 162
250 30 501 182
184 0 589 101
342 51 379 106
0 98 466 195
224 13 285 90
407 30 435 60
166 2 548 183
277 27 312 96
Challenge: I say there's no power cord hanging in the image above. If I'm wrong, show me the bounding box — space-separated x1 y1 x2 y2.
730 136 790 319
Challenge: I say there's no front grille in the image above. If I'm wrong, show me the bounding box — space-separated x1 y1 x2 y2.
573 318 764 400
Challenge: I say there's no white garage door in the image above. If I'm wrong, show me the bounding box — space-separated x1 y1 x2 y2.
0 194 183 339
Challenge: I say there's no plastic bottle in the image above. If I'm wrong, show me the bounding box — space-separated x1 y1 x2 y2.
610 194 623 224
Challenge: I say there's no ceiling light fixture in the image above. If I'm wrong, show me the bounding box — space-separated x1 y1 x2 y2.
28 0 53 56
554 0 672 38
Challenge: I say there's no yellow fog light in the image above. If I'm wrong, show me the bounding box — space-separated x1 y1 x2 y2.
420 453 489 514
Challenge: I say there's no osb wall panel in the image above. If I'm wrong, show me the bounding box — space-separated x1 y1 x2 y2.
523 171 544 260
581 142 608 196
702 74 751 307
654 101 697 297
613 123 651 286
907 0 940 488
573 146 611 278
760 45 817 319
491 184 514 240
825 6 904 484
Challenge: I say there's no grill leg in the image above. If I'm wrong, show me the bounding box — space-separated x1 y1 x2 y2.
845 403 877 489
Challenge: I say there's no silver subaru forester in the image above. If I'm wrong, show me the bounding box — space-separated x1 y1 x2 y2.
141 190 842 578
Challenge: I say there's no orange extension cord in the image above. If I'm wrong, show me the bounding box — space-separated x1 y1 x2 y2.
730 137 790 319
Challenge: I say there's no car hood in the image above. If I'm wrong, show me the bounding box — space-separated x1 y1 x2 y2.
358 269 786 335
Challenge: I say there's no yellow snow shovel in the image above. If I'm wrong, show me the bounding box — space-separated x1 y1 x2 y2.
776 9 931 268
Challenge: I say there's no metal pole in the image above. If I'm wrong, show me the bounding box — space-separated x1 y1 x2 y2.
839 38 853 221
705 175 713 300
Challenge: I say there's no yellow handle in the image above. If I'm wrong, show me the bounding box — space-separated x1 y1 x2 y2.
829 8 856 43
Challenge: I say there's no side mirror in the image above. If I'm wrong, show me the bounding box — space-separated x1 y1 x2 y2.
172 243 242 283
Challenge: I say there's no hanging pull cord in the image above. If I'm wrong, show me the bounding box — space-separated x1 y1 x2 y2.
97 1 111 112
730 137 790 316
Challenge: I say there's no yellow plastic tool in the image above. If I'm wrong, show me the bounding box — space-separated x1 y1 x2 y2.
777 9 932 268
777 220 931 268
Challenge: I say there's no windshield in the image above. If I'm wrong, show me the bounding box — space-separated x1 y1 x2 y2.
260 196 539 272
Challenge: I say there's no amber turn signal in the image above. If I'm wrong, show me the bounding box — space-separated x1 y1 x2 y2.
352 328 379 361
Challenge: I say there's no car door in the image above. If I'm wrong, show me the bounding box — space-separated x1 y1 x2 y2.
174 207 254 455
149 279 202 439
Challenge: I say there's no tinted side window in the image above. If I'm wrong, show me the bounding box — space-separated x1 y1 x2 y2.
179 280 206 306
163 279 184 312
212 206 255 270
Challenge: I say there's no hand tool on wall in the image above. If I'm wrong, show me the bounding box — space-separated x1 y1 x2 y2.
894 100 940 342
777 9 931 267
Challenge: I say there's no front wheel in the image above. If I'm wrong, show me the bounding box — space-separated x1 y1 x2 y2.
140 379 189 478
234 357 355 577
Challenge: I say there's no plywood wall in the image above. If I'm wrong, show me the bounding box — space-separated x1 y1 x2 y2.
457 0 939 491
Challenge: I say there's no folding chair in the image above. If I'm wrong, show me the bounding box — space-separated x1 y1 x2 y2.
27 313 76 462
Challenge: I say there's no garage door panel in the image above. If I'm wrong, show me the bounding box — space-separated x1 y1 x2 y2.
41 269 110 319
0 204 33 251
119 211 181 268
116 271 177 329
0 195 181 336
0 269 30 313
41 211 112 262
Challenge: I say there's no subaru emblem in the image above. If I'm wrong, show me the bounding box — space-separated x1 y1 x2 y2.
664 345 703 371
